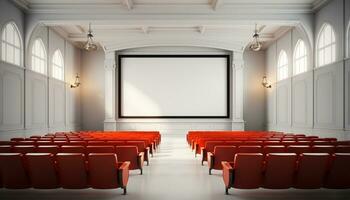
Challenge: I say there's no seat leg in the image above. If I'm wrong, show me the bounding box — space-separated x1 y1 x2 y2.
123 187 127 195
225 187 229 195
140 168 143 175
201 160 204 166
147 160 149 166
209 168 212 175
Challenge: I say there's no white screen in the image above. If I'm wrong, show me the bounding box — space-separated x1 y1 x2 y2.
119 56 229 117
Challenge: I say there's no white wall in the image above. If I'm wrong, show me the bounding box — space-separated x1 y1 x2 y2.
243 50 266 130
265 0 350 140
0 1 82 140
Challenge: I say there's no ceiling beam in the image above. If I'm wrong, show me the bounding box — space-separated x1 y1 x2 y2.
123 0 134 10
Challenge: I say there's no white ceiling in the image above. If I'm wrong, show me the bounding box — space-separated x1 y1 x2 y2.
13 0 329 51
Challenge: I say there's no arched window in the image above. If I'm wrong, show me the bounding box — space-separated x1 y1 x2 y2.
1 22 21 66
317 23 336 67
31 39 47 74
52 49 64 80
278 50 288 81
293 40 308 75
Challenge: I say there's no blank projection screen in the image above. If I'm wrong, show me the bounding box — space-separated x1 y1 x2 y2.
118 55 230 118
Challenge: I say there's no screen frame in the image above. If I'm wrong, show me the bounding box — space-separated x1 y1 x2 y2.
117 54 230 119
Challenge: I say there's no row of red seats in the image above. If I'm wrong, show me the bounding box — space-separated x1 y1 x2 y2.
200 141 350 165
0 153 129 194
0 145 145 173
222 153 350 194
193 137 339 154
1 140 151 165
207 145 350 174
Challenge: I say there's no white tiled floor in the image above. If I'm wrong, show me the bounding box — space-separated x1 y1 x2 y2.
1 135 350 200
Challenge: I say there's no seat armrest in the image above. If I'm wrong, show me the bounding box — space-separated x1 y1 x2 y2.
207 152 214 168
117 161 130 187
222 161 234 188
138 152 145 167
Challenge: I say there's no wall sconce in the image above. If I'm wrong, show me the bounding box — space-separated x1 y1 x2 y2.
262 76 272 88
70 73 81 88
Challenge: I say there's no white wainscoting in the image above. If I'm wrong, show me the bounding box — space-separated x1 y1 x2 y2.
25 70 48 129
346 60 350 130
292 71 313 128
0 63 24 131
49 78 66 129
314 63 343 129
276 78 291 128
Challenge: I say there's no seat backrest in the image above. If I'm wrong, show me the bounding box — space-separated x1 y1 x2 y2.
311 145 335 154
13 145 36 154
106 141 125 146
115 146 138 170
60 145 85 154
233 153 263 189
212 146 236 170
335 145 350 153
25 153 59 189
0 153 30 189
126 141 146 152
56 153 88 189
88 153 119 189
36 145 59 154
263 145 285 154
263 153 297 189
238 146 262 153
205 141 224 153
286 145 311 154
86 146 115 154
295 153 330 189
325 153 350 189
0 145 12 153
87 141 106 146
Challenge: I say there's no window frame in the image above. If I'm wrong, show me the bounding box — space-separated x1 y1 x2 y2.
1 21 22 67
293 39 308 75
277 50 289 81
31 38 47 75
51 49 64 81
316 23 336 68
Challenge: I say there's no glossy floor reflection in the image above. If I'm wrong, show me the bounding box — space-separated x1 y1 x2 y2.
1 135 350 200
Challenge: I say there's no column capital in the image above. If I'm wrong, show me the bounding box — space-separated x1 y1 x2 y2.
105 52 116 70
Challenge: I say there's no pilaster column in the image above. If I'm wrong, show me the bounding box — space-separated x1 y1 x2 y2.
231 51 245 130
104 51 117 131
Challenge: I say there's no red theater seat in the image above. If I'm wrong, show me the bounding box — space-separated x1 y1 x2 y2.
294 153 330 189
0 145 12 153
311 145 335 154
56 153 88 189
201 141 224 165
88 153 130 194
222 153 264 194
86 146 115 154
286 145 311 154
60 145 85 154
263 145 285 154
13 145 36 154
324 153 350 189
126 141 150 165
25 153 59 189
0 153 30 189
335 145 350 153
36 145 59 154
263 153 297 189
238 145 262 153
115 146 144 174
208 146 236 175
